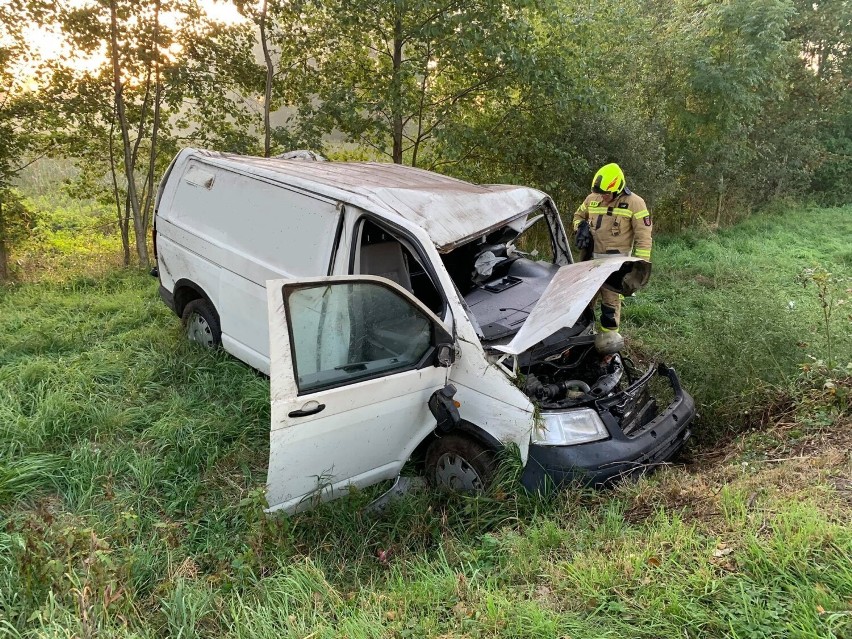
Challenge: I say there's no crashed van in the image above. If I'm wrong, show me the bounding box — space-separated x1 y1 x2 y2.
153 148 695 513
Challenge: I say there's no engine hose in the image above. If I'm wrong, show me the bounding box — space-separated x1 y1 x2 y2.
524 375 592 402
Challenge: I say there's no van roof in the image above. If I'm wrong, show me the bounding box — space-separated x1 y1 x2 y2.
181 148 550 252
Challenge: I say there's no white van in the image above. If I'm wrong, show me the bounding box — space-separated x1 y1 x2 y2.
153 148 695 514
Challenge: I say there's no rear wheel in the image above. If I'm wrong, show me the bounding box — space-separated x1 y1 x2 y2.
181 299 221 348
425 434 496 492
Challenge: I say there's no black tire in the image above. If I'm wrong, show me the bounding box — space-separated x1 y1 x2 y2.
181 298 222 348
425 434 496 493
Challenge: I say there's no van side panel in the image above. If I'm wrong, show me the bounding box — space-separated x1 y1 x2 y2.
168 161 339 277
158 160 340 369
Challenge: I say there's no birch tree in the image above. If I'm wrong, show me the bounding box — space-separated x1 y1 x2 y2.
52 0 255 266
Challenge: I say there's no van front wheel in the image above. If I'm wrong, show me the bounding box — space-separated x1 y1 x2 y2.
181 299 222 348
425 435 495 493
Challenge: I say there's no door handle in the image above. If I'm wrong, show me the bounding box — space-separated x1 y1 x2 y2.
288 402 326 418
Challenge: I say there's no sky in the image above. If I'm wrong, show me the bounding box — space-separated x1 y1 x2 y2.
11 0 246 76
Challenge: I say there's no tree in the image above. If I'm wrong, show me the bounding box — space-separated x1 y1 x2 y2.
620 0 797 223
0 0 54 280
296 0 540 166
429 0 672 214
50 0 259 267
50 0 169 265
789 0 852 203
231 0 318 158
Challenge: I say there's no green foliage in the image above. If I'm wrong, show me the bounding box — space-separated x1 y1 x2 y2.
0 189 38 280
436 0 851 223
0 1 55 191
622 205 852 438
796 264 851 368
3 0 850 267
4 187 125 281
296 0 542 165
45 0 267 266
0 190 37 246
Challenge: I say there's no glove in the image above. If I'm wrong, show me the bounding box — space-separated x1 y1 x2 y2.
575 220 592 250
575 220 593 261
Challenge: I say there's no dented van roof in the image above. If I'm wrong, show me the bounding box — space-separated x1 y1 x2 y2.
176 148 550 252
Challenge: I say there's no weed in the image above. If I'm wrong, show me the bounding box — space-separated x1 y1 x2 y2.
0 454 63 505
621 205 852 441
796 264 850 368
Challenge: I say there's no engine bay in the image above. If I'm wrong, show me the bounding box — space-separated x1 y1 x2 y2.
438 211 661 433
516 333 661 436
518 334 632 407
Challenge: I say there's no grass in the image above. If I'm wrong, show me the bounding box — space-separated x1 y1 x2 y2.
0 207 850 637
8 159 132 281
622 205 852 439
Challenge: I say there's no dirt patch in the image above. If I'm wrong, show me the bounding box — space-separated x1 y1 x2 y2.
625 374 851 527
693 275 717 288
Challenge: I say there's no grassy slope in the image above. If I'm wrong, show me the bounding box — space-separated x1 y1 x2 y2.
624 206 852 437
0 208 850 638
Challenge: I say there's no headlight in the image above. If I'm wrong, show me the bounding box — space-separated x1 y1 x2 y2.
532 409 609 446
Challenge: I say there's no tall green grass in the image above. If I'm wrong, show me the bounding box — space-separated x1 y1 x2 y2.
623 206 852 437
9 159 128 280
0 209 850 637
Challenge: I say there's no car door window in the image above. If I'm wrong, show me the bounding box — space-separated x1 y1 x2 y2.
354 219 444 315
285 281 434 394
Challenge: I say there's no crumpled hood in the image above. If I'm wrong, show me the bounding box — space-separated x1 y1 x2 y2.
492 257 650 356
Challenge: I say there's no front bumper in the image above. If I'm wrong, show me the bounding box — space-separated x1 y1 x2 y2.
521 364 695 491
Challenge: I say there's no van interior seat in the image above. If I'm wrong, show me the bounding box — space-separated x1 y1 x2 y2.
360 242 413 292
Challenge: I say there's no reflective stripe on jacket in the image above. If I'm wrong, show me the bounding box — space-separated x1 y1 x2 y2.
573 191 653 261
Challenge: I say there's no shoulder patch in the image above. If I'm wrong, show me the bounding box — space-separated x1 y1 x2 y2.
618 202 629 209
644 215 652 226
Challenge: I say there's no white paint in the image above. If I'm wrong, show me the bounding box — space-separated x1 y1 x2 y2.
153 150 623 514
265 277 450 514
165 148 548 252
494 257 644 356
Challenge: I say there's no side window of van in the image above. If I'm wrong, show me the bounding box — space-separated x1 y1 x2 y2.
285 281 433 393
354 219 443 315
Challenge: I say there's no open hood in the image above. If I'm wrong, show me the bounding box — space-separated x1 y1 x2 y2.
493 257 650 356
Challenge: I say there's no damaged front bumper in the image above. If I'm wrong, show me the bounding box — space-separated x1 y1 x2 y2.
520 364 695 491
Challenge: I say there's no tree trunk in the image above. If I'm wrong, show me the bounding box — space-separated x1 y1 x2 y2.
109 0 149 267
774 153 788 199
141 0 162 235
715 174 724 228
411 44 431 168
391 15 404 164
142 70 162 235
108 109 131 266
260 0 273 158
0 196 8 281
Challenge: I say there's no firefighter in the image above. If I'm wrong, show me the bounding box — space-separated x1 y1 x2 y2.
572 163 652 332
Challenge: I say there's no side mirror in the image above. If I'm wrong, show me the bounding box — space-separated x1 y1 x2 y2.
435 343 455 367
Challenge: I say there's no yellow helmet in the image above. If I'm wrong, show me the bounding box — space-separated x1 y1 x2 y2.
592 163 625 195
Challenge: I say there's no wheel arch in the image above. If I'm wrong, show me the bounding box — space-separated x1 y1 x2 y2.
410 420 505 466
173 279 216 318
